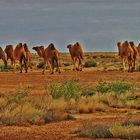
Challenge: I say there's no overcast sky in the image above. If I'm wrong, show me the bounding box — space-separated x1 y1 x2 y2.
0 0 140 52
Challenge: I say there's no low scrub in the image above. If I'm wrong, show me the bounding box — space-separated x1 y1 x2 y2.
84 60 97 68
49 79 80 100
96 81 132 94
76 120 140 139
37 61 44 69
0 88 75 126
0 65 12 72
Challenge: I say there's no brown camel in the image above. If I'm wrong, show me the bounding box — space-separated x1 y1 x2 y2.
0 47 7 67
117 41 134 72
137 43 140 57
67 42 84 71
129 41 138 71
5 43 28 73
32 43 61 74
5 45 15 66
23 43 32 69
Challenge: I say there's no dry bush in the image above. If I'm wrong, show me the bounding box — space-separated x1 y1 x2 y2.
75 120 140 139
84 60 97 68
0 88 75 126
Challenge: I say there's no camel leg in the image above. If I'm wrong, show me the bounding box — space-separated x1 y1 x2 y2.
24 58 28 73
78 57 83 71
47 61 52 73
73 57 77 71
3 59 7 68
28 58 32 69
127 58 130 72
51 63 54 74
20 58 23 73
42 60 48 74
51 57 56 74
132 58 136 71
131 58 134 72
56 60 61 74
12 60 16 73
127 57 133 72
122 58 126 72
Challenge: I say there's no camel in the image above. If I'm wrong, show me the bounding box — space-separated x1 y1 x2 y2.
129 41 138 71
5 43 28 73
32 43 61 74
67 42 84 71
117 41 134 72
0 47 7 67
137 43 140 57
23 43 32 69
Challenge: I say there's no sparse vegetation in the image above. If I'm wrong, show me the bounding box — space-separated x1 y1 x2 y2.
84 60 97 67
37 61 44 69
49 79 80 100
76 120 140 139
96 80 132 94
0 65 12 72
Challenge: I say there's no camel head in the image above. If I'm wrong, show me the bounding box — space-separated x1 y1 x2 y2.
117 42 122 56
76 42 80 46
0 47 3 57
23 43 29 51
121 41 130 48
32 46 44 57
129 41 134 47
67 44 72 49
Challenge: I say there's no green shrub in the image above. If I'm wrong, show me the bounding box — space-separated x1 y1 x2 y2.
37 61 44 69
96 81 109 94
49 79 80 100
136 65 140 71
84 60 97 67
63 62 73 67
0 65 12 72
96 81 132 94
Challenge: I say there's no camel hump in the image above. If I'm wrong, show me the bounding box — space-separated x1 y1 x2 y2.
49 43 55 50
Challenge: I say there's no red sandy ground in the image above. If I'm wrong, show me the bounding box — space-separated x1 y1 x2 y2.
0 70 140 140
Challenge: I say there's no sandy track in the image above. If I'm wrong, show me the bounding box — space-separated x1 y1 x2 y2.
0 70 140 90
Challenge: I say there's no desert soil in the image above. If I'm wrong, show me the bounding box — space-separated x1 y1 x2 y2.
0 70 140 140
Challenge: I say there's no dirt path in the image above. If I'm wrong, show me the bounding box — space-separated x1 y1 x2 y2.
0 70 140 91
